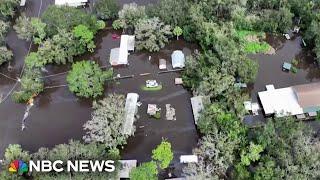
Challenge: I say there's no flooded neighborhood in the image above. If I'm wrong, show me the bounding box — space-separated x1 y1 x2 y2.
1 0 320 179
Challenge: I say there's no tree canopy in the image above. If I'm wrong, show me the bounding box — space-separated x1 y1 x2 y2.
41 5 99 36
135 17 172 52
151 140 174 169
83 94 134 149
67 61 113 98
94 0 119 20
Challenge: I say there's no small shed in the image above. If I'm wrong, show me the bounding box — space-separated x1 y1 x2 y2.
171 50 185 69
166 104 176 121
282 62 292 71
296 114 306 119
20 0 26 6
123 93 139 135
147 104 159 116
119 160 137 179
109 48 120 66
191 96 207 124
180 155 198 163
266 84 275 91
234 82 247 88
159 59 167 70
308 112 317 117
175 78 183 85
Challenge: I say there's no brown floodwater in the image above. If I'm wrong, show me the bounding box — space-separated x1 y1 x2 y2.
245 33 320 130
0 1 199 178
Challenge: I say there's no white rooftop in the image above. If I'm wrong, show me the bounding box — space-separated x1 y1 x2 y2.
119 160 137 179
190 96 205 124
171 50 185 69
20 0 26 6
110 35 135 66
123 93 139 135
180 155 198 163
55 0 87 7
258 87 303 117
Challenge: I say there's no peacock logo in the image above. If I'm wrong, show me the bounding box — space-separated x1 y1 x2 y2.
8 160 28 174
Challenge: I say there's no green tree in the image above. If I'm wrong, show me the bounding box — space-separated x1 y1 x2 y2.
240 142 264 166
0 20 9 42
254 117 320 179
73 25 95 52
196 70 235 98
25 52 45 68
130 161 158 180
0 46 13 66
94 0 119 20
36 29 85 65
14 14 34 41
173 26 183 40
183 134 239 179
83 94 134 148
0 0 19 19
30 18 46 44
118 3 147 29
14 15 47 44
41 5 99 36
66 61 113 98
112 19 125 30
151 140 173 169
147 0 189 27
12 67 44 103
254 157 279 180
135 17 172 52
317 111 320 121
197 103 247 142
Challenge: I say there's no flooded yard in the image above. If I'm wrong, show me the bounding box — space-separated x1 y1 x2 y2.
1 1 320 179
0 20 199 175
245 34 320 129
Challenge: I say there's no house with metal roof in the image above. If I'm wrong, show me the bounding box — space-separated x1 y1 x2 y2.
122 93 139 135
109 35 135 66
171 50 185 68
258 82 320 118
191 96 210 124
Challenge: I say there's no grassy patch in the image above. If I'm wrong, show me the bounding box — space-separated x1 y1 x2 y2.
152 111 161 119
236 30 271 54
236 30 265 39
290 66 298 73
141 84 163 91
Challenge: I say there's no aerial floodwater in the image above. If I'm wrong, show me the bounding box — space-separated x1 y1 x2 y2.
0 0 200 171
245 34 320 130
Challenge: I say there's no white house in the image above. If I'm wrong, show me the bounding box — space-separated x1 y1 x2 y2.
109 35 135 66
258 82 320 117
